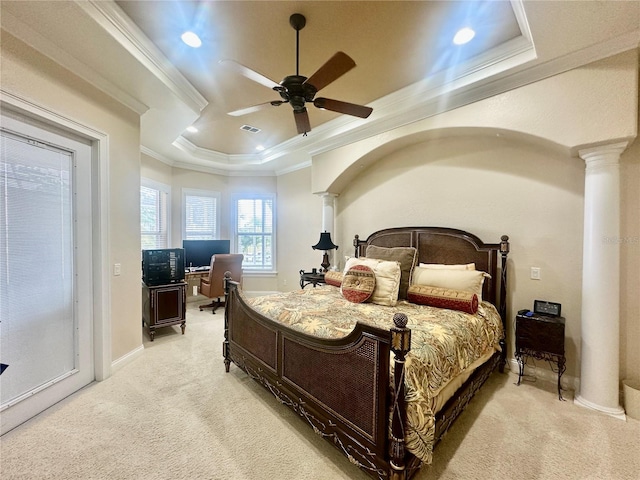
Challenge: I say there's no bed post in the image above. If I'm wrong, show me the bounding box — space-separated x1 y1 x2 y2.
389 313 411 480
498 235 510 373
223 271 233 373
353 234 361 257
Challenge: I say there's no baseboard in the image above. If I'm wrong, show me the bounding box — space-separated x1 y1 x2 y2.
111 344 144 374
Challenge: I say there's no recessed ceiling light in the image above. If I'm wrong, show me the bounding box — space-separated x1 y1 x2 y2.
255 145 265 151
186 126 198 133
181 31 202 48
453 27 475 45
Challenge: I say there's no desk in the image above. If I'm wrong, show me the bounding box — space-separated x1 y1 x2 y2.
185 270 209 299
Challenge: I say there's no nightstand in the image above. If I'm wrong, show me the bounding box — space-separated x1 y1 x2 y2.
515 312 566 400
299 269 325 289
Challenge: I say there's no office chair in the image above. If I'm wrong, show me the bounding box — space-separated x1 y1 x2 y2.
199 253 244 314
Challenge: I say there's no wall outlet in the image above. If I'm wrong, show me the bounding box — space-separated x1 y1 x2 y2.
530 266 541 280
283 279 287 286
113 263 121 276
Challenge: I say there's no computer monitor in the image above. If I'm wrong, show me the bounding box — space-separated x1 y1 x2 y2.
182 239 231 269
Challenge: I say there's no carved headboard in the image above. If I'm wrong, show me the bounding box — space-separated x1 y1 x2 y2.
354 227 510 318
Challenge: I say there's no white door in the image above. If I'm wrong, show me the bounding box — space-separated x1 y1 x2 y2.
0 110 94 434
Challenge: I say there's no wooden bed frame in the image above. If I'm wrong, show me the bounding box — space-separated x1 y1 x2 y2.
223 227 510 479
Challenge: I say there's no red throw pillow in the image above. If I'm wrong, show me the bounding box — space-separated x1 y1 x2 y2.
341 264 376 303
324 270 343 287
407 285 478 314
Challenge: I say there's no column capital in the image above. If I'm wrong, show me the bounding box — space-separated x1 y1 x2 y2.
579 141 628 168
316 192 339 199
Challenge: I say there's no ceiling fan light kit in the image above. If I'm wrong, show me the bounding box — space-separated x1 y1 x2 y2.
224 13 372 136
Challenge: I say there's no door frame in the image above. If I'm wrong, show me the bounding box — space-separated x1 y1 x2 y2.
1 89 111 382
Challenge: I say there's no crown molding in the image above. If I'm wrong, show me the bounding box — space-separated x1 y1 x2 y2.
141 145 277 177
1 9 149 115
76 0 208 115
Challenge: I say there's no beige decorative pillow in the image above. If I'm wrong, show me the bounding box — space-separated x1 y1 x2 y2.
407 285 478 314
341 265 376 303
365 245 417 300
324 270 343 287
411 266 486 300
343 257 401 306
419 263 476 270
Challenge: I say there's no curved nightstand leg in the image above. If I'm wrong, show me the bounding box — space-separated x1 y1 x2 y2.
516 355 524 386
557 356 566 401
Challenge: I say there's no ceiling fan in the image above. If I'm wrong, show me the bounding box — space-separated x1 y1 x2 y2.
221 13 373 135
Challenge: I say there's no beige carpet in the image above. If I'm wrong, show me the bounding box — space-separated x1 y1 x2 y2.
1 303 639 480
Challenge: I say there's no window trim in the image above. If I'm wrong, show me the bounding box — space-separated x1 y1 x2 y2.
232 193 276 273
182 188 221 241
141 177 171 249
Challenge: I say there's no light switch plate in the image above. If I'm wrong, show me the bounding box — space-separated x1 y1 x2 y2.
530 267 541 280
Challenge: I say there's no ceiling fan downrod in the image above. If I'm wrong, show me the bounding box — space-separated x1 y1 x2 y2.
289 14 306 77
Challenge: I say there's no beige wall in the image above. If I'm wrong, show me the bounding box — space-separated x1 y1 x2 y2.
9 20 635 390
619 135 640 383
1 32 142 361
313 50 638 195
311 49 640 386
141 154 281 292
276 168 324 291
142 51 639 387
336 134 586 378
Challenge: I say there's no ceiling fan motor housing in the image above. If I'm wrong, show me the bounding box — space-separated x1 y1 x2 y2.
275 75 318 111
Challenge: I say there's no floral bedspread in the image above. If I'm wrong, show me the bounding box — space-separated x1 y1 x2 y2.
244 285 503 464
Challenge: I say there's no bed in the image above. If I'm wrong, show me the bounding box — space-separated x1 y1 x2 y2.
223 226 510 479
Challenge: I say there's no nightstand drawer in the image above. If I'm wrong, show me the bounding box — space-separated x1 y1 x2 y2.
516 315 565 356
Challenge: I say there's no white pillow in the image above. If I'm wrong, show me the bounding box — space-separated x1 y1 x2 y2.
419 263 476 270
411 266 486 300
343 257 401 306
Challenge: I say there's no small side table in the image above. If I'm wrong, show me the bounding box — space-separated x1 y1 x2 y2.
142 281 187 341
300 270 325 289
515 312 566 400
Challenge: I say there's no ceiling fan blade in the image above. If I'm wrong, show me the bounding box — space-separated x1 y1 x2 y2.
219 59 280 90
313 98 373 119
228 101 284 117
294 109 311 134
304 52 356 92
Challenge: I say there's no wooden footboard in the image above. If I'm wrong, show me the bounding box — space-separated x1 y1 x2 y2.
223 280 412 479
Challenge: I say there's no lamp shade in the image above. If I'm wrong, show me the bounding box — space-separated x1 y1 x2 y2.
312 232 338 251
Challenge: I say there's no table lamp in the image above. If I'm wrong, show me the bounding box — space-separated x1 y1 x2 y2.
312 231 338 272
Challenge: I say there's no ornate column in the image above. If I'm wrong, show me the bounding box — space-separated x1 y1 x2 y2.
575 142 627 419
320 193 337 232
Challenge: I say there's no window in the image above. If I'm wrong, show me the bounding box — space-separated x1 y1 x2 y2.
234 195 275 271
183 189 220 240
140 179 170 250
